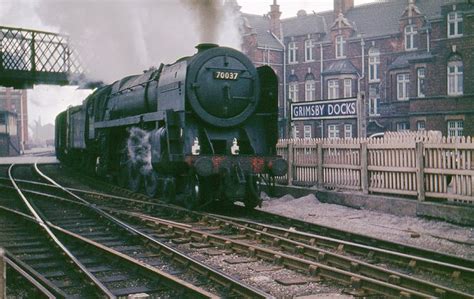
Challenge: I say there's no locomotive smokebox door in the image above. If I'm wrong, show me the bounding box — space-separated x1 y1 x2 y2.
186 45 260 127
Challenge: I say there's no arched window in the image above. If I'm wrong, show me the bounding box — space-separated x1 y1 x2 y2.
368 48 380 82
288 72 299 102
447 55 463 96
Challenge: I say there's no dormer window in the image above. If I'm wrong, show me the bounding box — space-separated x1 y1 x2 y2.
335 36 345 58
404 25 417 51
448 12 463 38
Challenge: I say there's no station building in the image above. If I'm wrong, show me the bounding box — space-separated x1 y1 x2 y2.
0 86 28 151
0 110 20 156
238 0 474 138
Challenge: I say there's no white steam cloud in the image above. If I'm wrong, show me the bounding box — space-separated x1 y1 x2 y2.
10 0 243 83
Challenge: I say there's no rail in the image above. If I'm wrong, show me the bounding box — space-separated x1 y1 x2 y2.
276 134 474 204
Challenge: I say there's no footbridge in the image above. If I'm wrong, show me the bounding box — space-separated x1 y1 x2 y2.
0 26 84 88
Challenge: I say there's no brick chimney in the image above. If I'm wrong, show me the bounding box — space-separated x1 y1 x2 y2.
269 0 282 39
334 0 354 15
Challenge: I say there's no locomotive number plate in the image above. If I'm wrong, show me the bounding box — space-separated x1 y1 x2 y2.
214 71 239 80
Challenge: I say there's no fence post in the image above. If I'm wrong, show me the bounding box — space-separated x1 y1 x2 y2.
317 141 323 188
361 141 368 194
287 142 293 186
0 248 5 299
416 141 425 201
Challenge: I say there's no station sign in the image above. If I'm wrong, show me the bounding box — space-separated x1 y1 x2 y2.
290 98 357 121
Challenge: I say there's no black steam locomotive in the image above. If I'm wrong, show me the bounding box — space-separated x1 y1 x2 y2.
56 44 287 209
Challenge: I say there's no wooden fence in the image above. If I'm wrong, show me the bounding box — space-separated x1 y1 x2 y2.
276 133 474 204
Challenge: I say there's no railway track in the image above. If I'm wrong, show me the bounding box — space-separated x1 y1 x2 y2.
11 164 473 298
4 164 270 298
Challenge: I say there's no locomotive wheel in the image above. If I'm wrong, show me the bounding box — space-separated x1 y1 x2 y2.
144 170 159 198
127 162 142 192
244 175 262 209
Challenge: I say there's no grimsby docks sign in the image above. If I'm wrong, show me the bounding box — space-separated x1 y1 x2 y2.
290 98 358 121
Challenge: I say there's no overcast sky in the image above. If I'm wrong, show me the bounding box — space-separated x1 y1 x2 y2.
1 0 378 129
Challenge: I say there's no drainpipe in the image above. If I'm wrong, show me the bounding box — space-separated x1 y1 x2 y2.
271 31 287 137
358 36 366 138
426 22 431 53
320 43 324 137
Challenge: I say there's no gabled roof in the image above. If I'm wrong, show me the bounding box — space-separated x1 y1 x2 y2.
242 13 283 50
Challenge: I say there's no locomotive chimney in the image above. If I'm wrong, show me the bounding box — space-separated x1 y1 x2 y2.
196 43 219 53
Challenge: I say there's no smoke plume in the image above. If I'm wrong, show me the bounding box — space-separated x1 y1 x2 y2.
2 0 243 83
127 127 152 176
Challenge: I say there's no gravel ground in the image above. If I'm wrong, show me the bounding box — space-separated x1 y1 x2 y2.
259 193 474 260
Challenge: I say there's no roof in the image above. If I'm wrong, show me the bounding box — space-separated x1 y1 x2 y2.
242 13 283 50
388 52 434 70
252 0 452 40
322 59 359 75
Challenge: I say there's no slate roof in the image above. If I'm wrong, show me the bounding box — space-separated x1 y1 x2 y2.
282 13 326 37
388 52 434 70
242 13 283 50
322 59 359 75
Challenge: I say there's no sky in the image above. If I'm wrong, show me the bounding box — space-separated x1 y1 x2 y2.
0 0 377 129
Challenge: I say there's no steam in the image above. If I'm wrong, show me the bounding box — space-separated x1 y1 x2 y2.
2 0 243 83
127 127 152 176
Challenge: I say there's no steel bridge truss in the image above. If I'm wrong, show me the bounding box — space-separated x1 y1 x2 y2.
0 26 84 88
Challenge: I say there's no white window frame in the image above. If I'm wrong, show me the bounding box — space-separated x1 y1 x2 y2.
417 68 425 98
293 126 300 139
447 61 463 96
397 73 410 101
368 48 380 82
405 25 417 51
328 79 339 100
288 42 298 64
447 120 463 137
448 12 463 38
335 36 345 58
344 124 353 139
369 96 379 116
416 121 425 131
305 80 316 101
328 124 339 139
343 79 352 98
303 125 312 139
289 82 299 102
305 39 315 62
396 122 409 132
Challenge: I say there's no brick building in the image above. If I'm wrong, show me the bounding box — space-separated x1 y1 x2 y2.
0 87 28 151
238 0 474 138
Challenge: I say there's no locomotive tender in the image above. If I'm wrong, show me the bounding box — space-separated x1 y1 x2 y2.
56 43 287 209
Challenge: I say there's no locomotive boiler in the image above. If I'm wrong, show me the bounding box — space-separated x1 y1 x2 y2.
56 43 287 209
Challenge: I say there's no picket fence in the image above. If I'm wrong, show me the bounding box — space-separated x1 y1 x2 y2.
276 131 474 204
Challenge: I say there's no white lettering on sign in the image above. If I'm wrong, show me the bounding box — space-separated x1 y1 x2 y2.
291 99 357 120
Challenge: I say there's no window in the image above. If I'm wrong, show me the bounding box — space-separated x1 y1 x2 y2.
417 68 425 98
368 48 380 82
344 124 353 138
328 125 339 139
405 25 416 51
328 80 339 100
335 36 345 58
304 125 312 139
305 39 315 62
293 126 300 138
396 122 409 132
344 79 352 98
447 120 463 137
0 113 5 125
288 42 298 64
448 60 463 96
289 82 299 102
416 121 425 131
369 97 379 116
448 12 463 38
305 80 316 101
397 74 410 101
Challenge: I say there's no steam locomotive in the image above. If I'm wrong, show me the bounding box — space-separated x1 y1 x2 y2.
55 43 287 209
